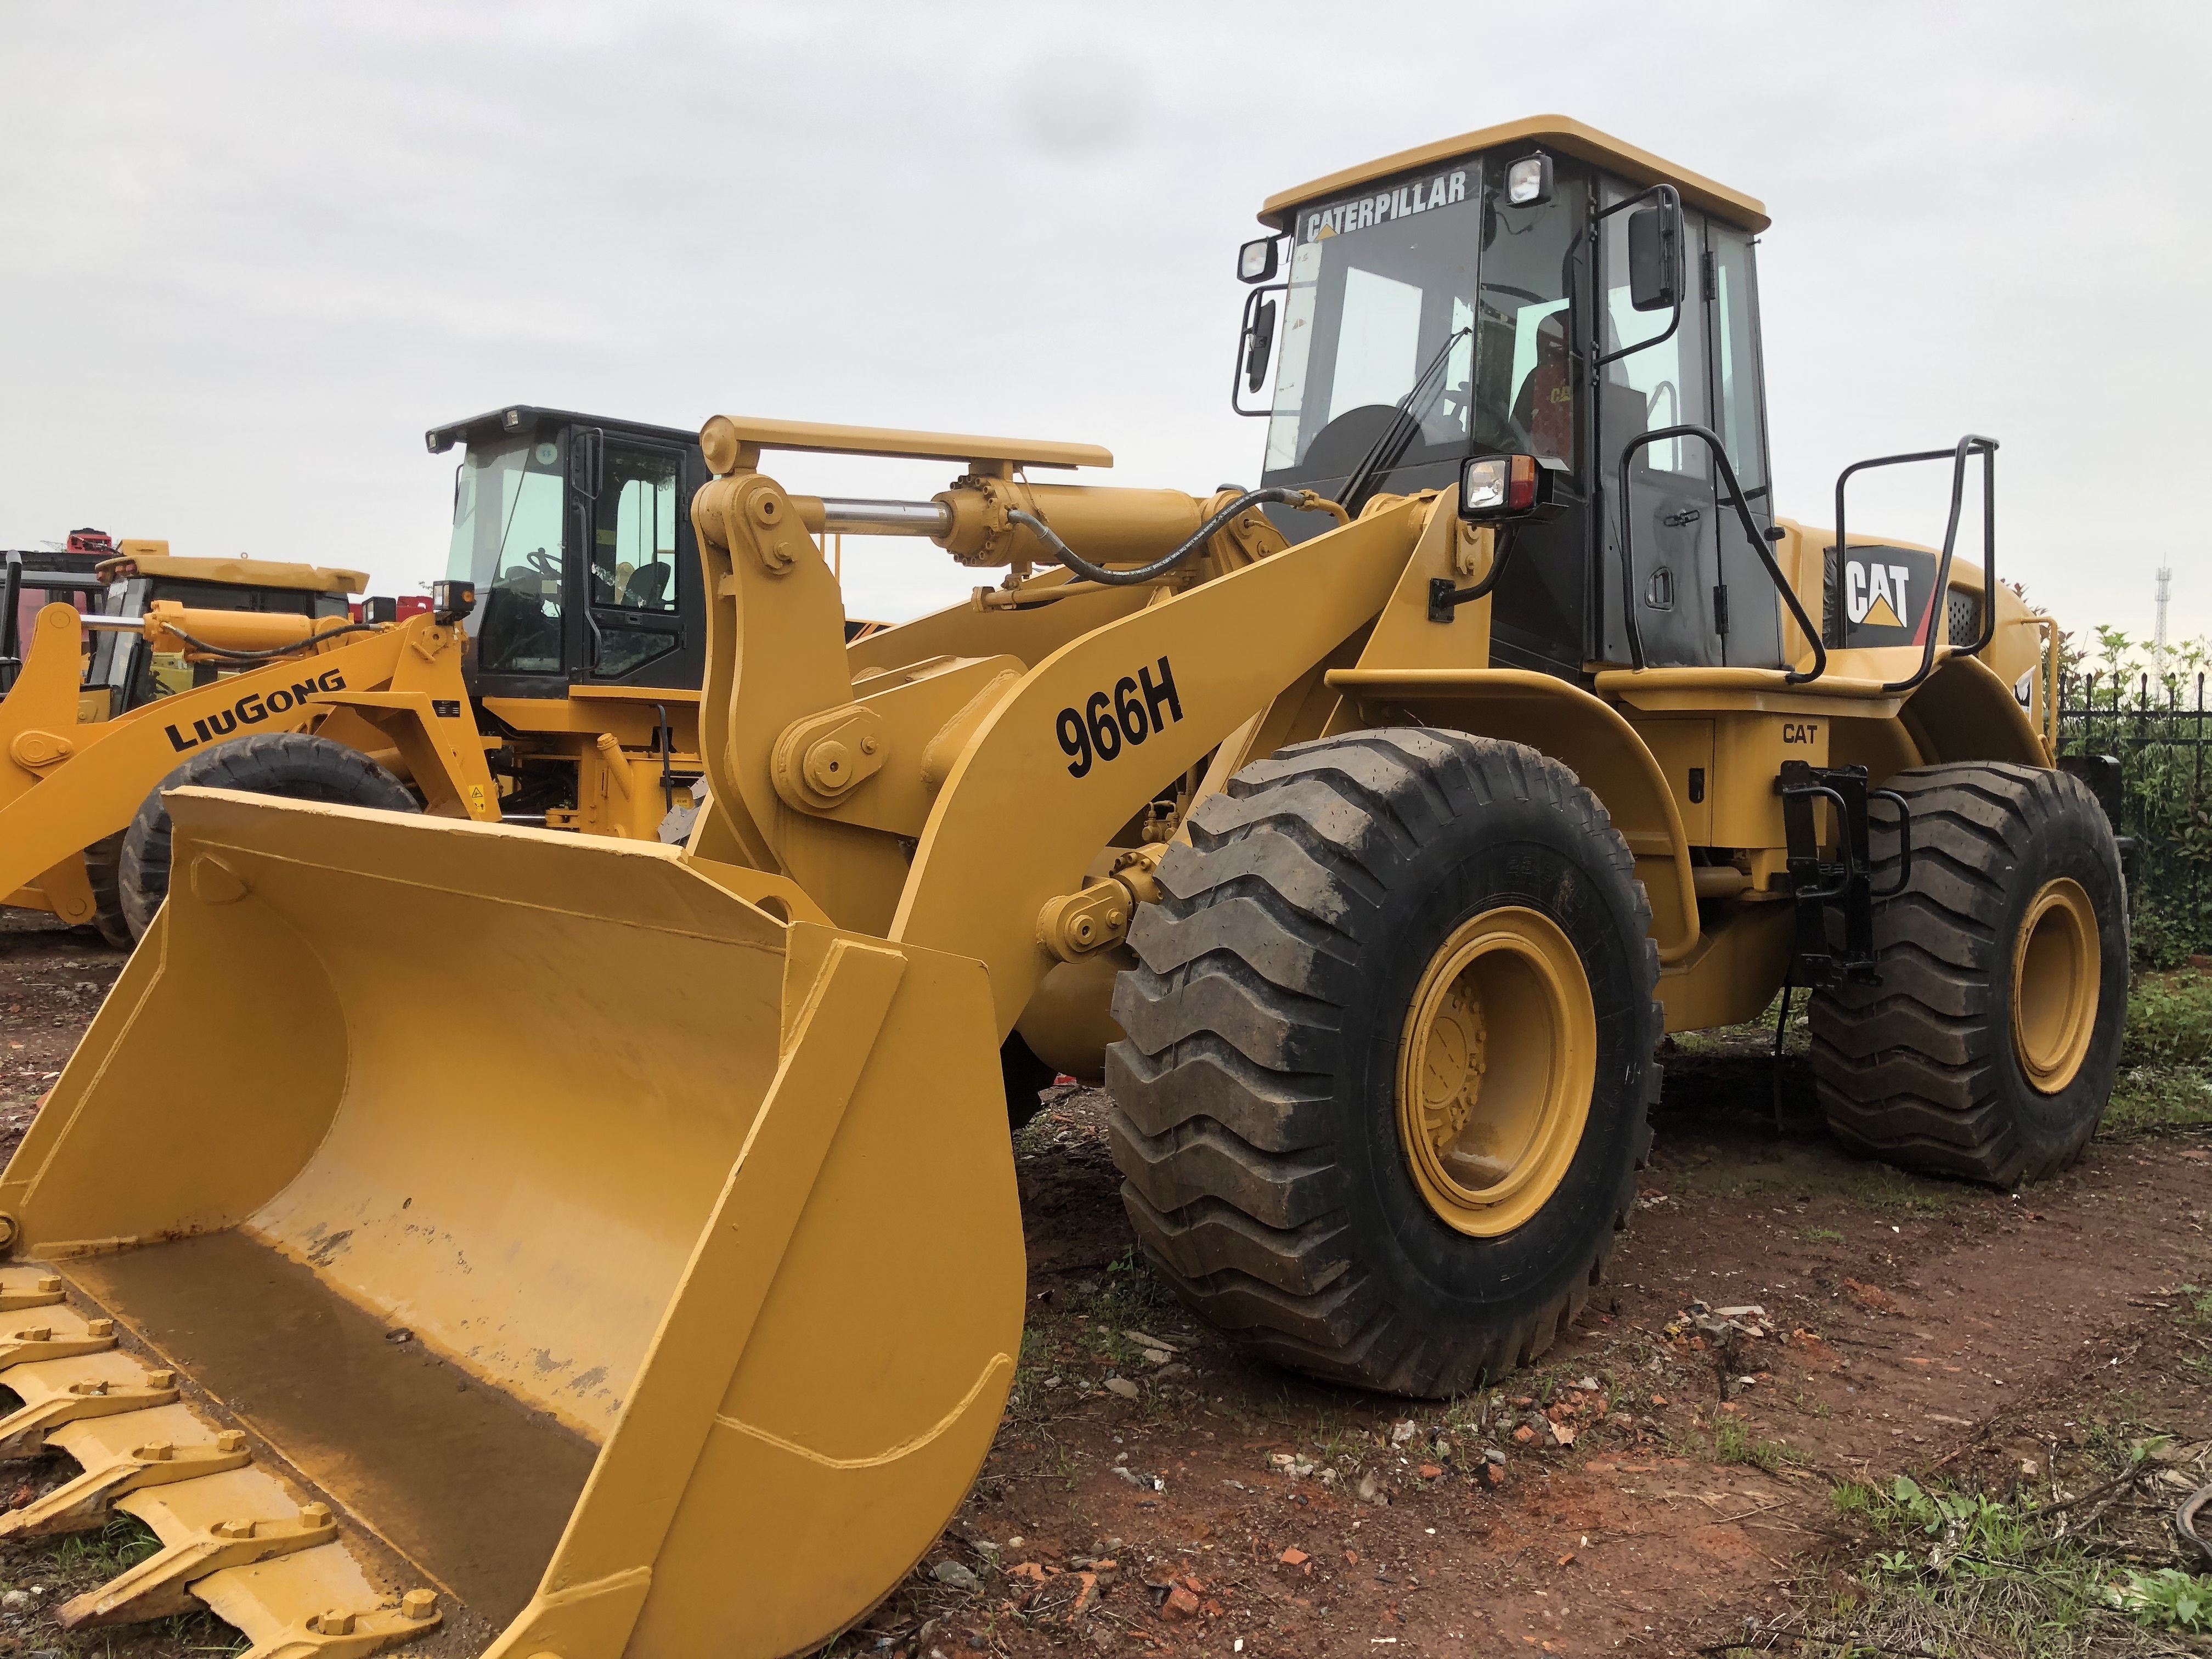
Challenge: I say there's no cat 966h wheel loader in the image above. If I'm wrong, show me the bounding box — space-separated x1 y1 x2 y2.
0 117 2118 1656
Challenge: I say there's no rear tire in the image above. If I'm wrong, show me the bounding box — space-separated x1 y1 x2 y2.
1810 762 2125 1185
1105 729 1662 1397
80 833 134 950
118 732 419 939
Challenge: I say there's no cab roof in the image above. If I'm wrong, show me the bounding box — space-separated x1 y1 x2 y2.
425 404 702 456
1259 114 1769 234
100 550 367 595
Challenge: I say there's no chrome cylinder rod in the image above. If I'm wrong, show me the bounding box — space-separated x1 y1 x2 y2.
816 498 953 537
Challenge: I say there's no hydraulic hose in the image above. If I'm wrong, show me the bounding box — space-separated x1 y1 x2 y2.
1007 487 1340 587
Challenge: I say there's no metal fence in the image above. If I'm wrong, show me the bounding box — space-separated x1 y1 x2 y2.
2058 672 2212 962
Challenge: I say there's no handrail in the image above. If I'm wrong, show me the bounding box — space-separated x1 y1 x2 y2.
1831 435 1997 695
1615 422 1827 685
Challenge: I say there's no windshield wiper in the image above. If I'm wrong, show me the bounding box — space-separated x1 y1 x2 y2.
1338 326 1470 516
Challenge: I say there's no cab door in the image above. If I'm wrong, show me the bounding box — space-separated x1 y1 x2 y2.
1596 182 1720 669
577 431 696 687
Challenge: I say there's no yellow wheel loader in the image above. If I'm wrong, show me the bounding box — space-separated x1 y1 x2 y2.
0 407 725 946
0 118 2119 1656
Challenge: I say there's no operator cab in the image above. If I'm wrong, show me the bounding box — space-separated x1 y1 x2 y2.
1239 116 1778 680
428 406 713 700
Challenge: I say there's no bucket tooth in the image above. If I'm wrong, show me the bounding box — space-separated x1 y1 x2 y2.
195 1556 441 1659
0 1426 251 1537
0 1367 180 1460
0 1269 66 1312
0 1269 448 1658
0 1305 120 1367
57 1502 340 1628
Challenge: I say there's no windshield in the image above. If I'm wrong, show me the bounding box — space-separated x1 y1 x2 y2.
447 434 566 675
1262 162 1480 491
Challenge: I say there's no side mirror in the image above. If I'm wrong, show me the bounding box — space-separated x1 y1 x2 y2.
1627 204 1680 312
1457 453 1567 523
1243 297 1277 393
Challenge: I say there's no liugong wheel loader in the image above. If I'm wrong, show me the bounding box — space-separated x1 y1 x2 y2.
0 407 722 946
0 117 2118 1655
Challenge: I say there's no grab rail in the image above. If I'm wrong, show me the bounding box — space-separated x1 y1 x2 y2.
1832 435 1997 695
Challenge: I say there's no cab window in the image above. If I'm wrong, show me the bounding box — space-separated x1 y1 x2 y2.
594 449 680 612
1707 225 1769 503
447 436 567 676
1469 153 1584 471
1599 180 1709 477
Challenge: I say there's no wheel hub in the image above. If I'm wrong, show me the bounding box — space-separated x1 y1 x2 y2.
2012 876 2098 1094
1396 906 1596 1237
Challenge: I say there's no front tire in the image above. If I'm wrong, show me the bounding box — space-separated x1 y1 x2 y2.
1810 762 2126 1184
118 732 420 939
1105 729 1662 1396
80 833 134 950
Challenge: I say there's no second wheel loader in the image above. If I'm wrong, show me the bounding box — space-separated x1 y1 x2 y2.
0 117 2120 1656
0 407 723 945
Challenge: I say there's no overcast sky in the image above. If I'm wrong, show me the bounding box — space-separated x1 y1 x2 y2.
5 1 2206 649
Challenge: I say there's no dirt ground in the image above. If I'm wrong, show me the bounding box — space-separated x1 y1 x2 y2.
0 911 2207 1658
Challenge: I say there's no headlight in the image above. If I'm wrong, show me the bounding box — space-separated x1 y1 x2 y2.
1506 154 1553 207
1237 236 1279 283
431 580 477 625
1458 453 1545 520
1464 456 1510 512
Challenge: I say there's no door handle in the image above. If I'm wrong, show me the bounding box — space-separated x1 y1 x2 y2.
1662 506 1702 528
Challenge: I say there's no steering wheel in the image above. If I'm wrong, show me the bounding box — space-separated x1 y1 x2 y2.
523 548 560 579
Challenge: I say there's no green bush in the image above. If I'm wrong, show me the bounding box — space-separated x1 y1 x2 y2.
2122 971 2212 1065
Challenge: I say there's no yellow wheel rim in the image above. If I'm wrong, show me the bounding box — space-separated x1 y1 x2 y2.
2011 876 2099 1094
1395 906 1597 1238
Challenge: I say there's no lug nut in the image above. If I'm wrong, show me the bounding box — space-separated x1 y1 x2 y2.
402 1589 437 1620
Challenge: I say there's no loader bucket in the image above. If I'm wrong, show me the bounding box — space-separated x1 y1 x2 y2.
0 787 1025 1658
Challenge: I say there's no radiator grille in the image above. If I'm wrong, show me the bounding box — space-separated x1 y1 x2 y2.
1946 586 1980 646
